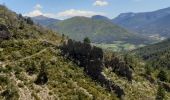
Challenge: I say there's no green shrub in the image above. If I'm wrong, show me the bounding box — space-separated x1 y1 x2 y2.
18 83 24 88
0 76 8 85
156 85 165 100
1 84 19 100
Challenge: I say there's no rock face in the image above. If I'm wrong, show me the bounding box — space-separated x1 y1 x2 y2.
61 39 125 98
0 24 11 40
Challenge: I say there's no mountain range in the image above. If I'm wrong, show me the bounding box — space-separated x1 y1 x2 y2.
33 15 152 45
113 7 170 38
33 7 170 43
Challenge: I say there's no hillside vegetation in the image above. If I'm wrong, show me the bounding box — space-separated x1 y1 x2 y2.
132 39 170 99
0 5 118 100
132 39 170 69
0 5 169 100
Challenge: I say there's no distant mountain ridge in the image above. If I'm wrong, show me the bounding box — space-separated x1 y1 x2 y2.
32 15 60 27
112 7 170 38
91 15 111 21
138 14 170 37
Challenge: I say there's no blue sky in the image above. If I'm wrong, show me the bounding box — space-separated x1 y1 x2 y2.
1 0 170 19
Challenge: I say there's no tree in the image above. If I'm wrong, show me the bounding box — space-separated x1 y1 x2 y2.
61 34 65 43
26 17 34 25
157 70 168 82
156 85 165 100
145 65 152 75
34 61 48 85
83 37 91 44
18 14 23 20
19 20 24 29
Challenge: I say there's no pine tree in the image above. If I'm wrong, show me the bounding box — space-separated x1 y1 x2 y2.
145 65 152 75
26 17 34 25
83 37 91 44
157 70 168 82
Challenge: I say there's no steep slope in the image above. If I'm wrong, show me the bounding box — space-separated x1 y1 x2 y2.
32 15 60 27
132 39 170 69
48 16 151 45
113 7 170 38
131 39 170 99
0 5 119 100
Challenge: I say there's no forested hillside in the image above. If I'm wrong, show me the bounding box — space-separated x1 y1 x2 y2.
132 39 170 69
132 39 170 100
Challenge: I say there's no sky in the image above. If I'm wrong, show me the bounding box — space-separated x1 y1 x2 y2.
1 0 170 19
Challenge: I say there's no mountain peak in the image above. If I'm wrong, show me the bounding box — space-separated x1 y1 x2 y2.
33 15 52 20
32 15 60 27
91 15 110 21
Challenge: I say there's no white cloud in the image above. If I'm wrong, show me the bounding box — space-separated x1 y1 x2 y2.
34 4 42 10
56 9 105 19
25 4 105 19
25 10 43 17
24 4 43 17
93 0 108 7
